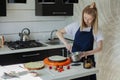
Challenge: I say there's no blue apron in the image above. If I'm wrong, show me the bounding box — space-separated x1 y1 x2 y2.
72 27 95 66
72 27 96 80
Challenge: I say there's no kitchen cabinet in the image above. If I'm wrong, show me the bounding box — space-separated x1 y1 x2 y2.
63 0 78 4
71 75 91 80
38 0 55 4
38 0 78 4
35 0 73 16
0 0 6 16
0 48 67 66
8 0 26 3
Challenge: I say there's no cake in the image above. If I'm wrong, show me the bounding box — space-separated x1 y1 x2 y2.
48 55 67 62
24 62 44 70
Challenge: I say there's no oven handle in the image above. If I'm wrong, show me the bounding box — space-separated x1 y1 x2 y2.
22 53 40 57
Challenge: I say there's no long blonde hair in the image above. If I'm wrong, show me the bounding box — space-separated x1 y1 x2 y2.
81 2 98 35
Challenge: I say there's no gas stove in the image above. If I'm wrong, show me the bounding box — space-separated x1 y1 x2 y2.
5 40 46 50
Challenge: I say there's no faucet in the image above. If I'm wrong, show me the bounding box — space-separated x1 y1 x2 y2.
49 29 57 40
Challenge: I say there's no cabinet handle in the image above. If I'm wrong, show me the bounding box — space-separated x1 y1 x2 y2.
22 53 40 57
52 12 67 15
62 49 65 57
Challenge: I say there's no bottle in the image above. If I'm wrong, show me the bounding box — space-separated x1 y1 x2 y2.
0 36 4 48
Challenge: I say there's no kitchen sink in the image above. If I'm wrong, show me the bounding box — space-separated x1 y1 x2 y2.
45 38 73 45
45 38 62 45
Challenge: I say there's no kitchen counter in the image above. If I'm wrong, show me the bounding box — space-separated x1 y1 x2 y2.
0 37 74 55
0 45 65 55
0 62 99 80
0 41 72 55
0 39 73 66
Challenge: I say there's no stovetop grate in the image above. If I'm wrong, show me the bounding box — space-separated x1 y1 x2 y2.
5 40 46 50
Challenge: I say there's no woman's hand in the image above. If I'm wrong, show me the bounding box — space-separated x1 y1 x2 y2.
56 28 72 52
79 52 87 59
65 43 72 52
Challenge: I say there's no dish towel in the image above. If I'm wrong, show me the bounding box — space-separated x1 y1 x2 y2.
0 64 42 80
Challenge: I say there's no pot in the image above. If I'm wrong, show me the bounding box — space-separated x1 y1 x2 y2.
70 52 81 62
19 28 30 41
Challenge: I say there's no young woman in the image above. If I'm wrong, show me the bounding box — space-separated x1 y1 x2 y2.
56 2 103 80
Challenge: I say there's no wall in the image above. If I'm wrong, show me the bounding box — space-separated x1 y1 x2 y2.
68 0 120 80
0 0 71 41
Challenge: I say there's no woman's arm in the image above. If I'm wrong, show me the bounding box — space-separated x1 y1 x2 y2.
80 40 103 58
56 28 72 52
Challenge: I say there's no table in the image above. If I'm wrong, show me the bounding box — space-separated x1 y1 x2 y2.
0 62 99 80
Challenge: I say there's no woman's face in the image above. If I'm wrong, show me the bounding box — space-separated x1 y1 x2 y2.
83 13 94 26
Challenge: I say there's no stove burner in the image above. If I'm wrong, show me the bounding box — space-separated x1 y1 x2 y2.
5 40 46 50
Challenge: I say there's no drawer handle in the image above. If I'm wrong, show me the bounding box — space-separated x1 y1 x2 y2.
52 12 67 14
22 53 40 57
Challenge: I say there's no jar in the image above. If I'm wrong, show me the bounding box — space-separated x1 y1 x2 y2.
83 58 93 69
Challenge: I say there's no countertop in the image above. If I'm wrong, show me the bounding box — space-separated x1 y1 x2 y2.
0 41 71 55
0 61 99 80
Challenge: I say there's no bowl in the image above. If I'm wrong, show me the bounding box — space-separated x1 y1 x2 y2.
70 52 81 62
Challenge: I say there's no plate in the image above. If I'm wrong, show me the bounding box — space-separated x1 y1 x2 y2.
44 57 71 66
48 55 67 62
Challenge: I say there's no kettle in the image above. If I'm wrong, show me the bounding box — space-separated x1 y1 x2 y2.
19 28 30 41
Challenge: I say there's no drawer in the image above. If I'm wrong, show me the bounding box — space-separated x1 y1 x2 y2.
0 48 67 65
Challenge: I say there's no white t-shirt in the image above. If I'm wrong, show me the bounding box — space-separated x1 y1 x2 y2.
65 22 103 42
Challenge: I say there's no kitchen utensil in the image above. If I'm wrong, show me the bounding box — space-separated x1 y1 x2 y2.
70 51 81 62
19 28 30 41
71 63 81 66
29 71 39 77
2 71 19 79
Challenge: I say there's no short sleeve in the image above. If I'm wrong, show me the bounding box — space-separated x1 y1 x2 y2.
65 22 80 38
94 30 104 42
